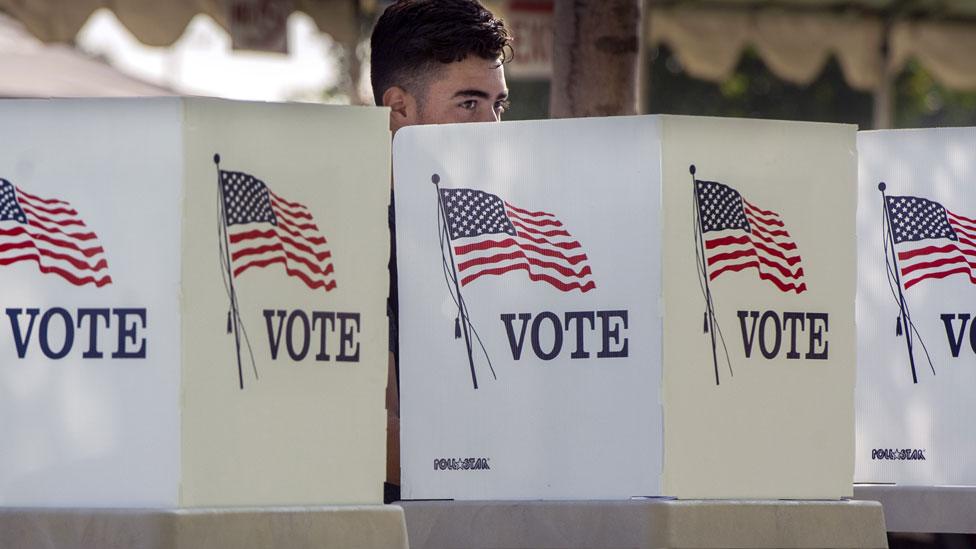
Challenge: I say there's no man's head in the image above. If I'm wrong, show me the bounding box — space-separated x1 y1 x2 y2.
370 0 512 133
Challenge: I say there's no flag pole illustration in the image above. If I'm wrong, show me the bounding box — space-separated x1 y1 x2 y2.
0 178 112 287
691 164 808 385
214 154 247 390
433 173 595 389
690 165 723 386
876 182 976 382
213 154 337 389
879 181 919 383
433 173 480 389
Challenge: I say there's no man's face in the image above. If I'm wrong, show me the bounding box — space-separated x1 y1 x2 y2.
417 56 509 125
389 56 508 133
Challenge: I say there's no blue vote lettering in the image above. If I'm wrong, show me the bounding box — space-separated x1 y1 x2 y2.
4 307 147 360
500 310 628 361
737 310 828 360
262 309 360 362
941 314 976 357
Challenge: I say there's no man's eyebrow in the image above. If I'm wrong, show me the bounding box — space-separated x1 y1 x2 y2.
452 89 491 99
452 89 510 101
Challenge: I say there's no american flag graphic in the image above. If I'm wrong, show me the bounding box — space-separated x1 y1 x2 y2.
439 188 595 293
695 179 806 294
0 179 111 287
220 169 335 292
885 194 976 290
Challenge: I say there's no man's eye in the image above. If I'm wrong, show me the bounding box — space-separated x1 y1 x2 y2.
495 99 511 114
460 100 478 110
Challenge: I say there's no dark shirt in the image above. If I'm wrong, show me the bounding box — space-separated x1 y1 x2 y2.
388 189 399 388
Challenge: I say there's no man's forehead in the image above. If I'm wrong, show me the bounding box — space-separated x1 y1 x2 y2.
429 57 507 94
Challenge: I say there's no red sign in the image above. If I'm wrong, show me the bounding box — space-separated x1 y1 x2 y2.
506 0 553 78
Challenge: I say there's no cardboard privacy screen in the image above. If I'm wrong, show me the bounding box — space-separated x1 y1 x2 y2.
395 115 857 500
395 117 664 500
0 98 390 507
856 128 976 486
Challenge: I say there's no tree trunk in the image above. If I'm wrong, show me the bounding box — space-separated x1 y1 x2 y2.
549 0 643 118
872 22 895 129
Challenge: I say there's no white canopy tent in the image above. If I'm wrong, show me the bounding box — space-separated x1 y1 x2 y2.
648 1 976 127
0 12 171 97
0 0 363 47
650 1 976 90
2 0 976 124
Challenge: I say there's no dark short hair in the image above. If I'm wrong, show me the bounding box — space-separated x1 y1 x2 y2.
370 0 512 106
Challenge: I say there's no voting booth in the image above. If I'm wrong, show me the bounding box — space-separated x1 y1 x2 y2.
0 98 391 508
856 127 976 487
395 115 857 500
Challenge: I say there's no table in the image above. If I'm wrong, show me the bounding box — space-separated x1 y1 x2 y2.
0 505 408 549
401 498 887 549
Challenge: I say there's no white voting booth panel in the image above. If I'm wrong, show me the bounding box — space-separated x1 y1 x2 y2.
395 117 663 500
659 116 856 499
0 98 390 507
395 115 857 500
856 128 976 486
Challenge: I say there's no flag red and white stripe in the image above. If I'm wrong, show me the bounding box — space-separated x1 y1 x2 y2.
0 179 111 287
439 188 595 293
220 170 335 292
886 194 976 290
696 179 806 294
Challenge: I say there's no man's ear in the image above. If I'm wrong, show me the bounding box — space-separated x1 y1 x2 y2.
382 86 418 133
